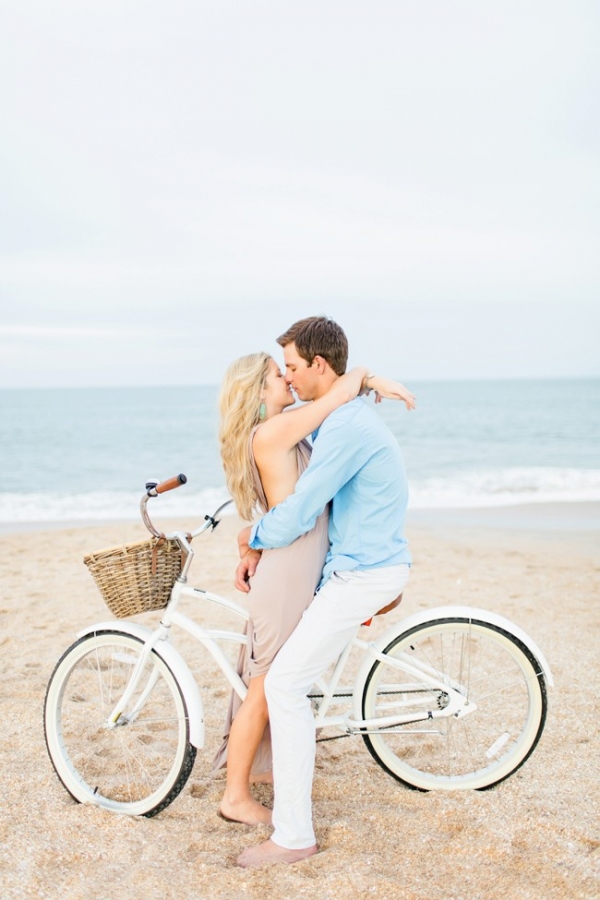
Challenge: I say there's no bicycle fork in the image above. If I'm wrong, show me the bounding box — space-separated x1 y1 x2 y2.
105 628 169 728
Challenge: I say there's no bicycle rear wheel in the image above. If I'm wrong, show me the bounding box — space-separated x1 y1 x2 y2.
361 618 547 790
44 630 196 816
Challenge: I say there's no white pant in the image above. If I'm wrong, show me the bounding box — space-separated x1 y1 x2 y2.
264 564 410 849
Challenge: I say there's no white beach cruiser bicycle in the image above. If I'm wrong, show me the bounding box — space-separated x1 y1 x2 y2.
44 475 553 818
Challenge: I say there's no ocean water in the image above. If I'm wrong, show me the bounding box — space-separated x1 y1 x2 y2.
0 379 599 525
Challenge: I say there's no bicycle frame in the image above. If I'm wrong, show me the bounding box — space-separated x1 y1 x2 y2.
79 492 553 752
45 485 555 816
82 578 541 751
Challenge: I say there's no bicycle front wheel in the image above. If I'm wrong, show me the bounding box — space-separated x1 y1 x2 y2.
361 618 547 790
44 630 196 816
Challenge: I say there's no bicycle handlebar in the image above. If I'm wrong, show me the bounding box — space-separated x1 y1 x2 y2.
141 475 233 540
146 474 187 497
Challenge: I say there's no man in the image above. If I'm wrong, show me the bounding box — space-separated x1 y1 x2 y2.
236 316 412 868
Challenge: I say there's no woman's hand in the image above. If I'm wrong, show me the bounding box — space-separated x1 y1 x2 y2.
362 375 416 410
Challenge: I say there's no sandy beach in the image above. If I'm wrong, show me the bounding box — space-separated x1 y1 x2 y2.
1 505 598 900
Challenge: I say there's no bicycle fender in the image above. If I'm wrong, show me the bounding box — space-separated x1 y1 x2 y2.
352 605 554 721
77 621 205 748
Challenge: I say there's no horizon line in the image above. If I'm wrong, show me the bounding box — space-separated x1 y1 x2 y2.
1 373 599 391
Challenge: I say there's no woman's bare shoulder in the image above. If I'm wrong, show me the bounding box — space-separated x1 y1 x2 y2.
252 417 289 453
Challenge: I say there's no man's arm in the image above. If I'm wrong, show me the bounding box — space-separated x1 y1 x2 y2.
235 527 261 592
234 412 369 591
249 413 370 550
235 546 262 592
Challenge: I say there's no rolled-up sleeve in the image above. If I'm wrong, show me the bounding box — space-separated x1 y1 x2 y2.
249 417 369 550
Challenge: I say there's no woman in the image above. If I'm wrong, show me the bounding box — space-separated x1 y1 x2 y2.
213 352 414 825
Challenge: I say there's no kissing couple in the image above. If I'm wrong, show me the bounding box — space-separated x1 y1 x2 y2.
213 316 414 867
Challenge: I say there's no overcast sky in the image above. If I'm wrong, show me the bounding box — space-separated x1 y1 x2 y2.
1 1 598 387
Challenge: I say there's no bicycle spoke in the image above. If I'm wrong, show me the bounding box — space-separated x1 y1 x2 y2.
361 618 547 790
45 631 196 816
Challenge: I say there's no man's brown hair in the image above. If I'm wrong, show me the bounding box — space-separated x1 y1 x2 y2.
276 316 348 375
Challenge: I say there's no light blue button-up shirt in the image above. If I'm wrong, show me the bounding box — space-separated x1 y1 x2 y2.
249 397 411 585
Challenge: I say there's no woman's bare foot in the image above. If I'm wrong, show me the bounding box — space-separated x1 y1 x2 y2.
237 839 318 868
218 796 272 826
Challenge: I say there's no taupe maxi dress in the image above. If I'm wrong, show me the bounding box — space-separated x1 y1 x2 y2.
212 431 329 775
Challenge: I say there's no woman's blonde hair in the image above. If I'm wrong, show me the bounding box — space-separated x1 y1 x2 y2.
218 352 272 521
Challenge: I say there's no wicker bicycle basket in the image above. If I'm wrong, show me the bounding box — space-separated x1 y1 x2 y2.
83 536 185 618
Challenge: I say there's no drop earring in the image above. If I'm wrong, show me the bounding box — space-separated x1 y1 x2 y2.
258 402 267 421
